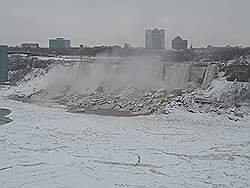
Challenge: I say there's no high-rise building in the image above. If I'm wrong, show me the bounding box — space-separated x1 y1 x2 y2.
145 28 165 49
145 30 152 49
172 36 188 50
49 38 71 49
0 45 9 82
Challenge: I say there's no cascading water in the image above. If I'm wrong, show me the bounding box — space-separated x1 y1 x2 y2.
202 64 218 89
19 57 220 116
41 59 207 99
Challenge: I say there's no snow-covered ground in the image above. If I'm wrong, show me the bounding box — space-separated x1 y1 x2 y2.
0 95 249 188
1 56 249 187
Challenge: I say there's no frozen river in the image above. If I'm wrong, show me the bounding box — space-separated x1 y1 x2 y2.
0 97 249 188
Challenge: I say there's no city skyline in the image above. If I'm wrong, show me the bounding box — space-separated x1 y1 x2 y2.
1 0 250 48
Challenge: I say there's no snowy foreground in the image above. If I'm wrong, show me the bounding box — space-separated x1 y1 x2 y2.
0 96 249 188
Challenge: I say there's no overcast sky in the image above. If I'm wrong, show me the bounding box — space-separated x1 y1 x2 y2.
0 0 250 48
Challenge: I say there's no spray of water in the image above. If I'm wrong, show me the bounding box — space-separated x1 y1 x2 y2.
41 58 206 99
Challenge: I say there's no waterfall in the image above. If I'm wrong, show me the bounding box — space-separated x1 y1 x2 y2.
40 59 211 100
77 62 91 80
162 63 191 90
202 64 218 89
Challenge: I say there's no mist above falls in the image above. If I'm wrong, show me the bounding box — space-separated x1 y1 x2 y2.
43 58 201 100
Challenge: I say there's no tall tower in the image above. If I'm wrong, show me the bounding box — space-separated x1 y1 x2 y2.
145 30 152 49
145 28 165 49
160 29 165 49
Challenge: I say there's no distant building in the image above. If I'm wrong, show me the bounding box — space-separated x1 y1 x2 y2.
0 45 9 82
172 36 188 50
21 43 39 49
145 28 165 49
49 38 71 49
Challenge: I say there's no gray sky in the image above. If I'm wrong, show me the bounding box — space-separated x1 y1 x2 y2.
1 0 250 48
